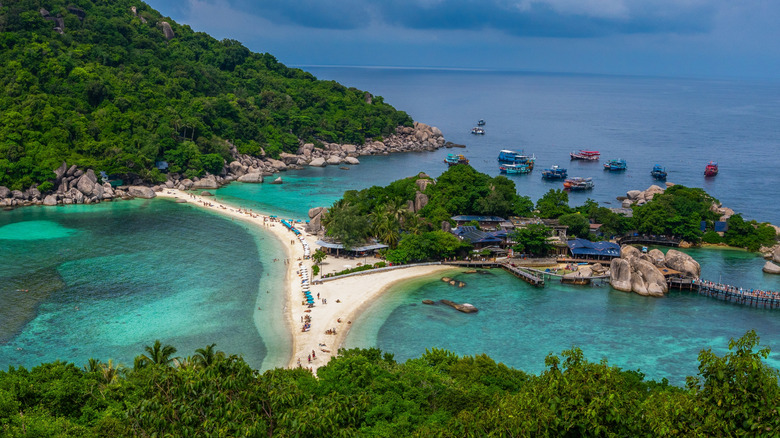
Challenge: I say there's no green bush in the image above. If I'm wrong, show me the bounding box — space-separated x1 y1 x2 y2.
36 181 54 193
702 230 723 244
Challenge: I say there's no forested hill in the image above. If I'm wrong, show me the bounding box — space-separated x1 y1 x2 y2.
0 0 413 190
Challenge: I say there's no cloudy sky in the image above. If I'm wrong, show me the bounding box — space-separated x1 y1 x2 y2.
148 0 780 79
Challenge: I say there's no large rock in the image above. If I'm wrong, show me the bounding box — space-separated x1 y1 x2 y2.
54 161 67 182
0 186 9 199
664 249 701 278
309 207 327 219
76 174 96 196
267 158 288 171
413 192 429 212
344 156 360 165
43 194 58 206
440 300 478 314
270 177 283 184
609 258 633 292
191 175 219 189
237 172 264 183
308 212 323 233
763 261 780 275
630 258 668 297
620 245 641 260
773 247 780 264
128 186 156 199
646 249 666 267
309 157 326 167
626 190 642 201
228 161 247 176
326 156 342 165
159 21 175 40
416 178 433 192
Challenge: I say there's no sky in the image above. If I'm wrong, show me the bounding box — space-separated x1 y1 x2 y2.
147 0 780 79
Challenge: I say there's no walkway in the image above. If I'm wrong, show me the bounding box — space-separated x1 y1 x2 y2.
443 260 545 287
690 279 780 309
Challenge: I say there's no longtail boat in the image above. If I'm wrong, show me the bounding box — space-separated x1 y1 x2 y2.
499 164 531 174
541 165 567 180
603 158 627 171
651 164 667 180
570 150 600 160
444 154 469 166
563 177 594 190
704 161 718 177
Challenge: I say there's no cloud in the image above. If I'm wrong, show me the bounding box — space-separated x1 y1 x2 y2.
217 0 718 37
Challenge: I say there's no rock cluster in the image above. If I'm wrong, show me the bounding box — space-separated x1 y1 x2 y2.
762 246 780 274
609 246 701 297
440 299 478 313
1 123 445 209
620 184 670 208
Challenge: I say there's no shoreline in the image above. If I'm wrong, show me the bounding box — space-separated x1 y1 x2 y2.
155 189 455 373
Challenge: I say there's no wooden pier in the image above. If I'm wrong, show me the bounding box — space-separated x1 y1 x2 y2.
668 278 780 309
444 260 545 287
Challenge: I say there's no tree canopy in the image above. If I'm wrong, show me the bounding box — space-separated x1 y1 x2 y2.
0 0 413 190
0 332 778 436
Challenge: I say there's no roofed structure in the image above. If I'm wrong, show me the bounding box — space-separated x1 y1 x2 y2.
567 238 621 259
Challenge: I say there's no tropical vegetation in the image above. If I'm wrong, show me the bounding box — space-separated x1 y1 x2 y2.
0 0 412 190
1 332 778 436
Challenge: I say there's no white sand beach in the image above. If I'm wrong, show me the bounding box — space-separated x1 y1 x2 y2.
156 189 455 373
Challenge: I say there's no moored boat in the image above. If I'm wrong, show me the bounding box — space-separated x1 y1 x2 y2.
704 161 718 177
541 165 567 179
477 119 486 126
651 164 667 180
471 127 485 135
570 150 600 160
603 158 627 171
563 177 594 190
497 149 535 169
499 164 531 174
444 154 469 166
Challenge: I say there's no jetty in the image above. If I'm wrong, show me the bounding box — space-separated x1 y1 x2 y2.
668 278 780 309
444 260 545 287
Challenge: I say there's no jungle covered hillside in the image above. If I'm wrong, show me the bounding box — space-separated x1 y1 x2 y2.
0 0 413 190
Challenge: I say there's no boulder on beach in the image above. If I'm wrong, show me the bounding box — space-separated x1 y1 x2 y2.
192 175 219 189
127 186 156 199
200 191 214 197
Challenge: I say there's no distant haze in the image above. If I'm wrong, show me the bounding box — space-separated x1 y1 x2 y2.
149 0 780 79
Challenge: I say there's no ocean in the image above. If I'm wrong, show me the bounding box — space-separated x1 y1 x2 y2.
1 69 779 380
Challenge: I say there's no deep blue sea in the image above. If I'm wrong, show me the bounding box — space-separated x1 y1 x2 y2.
2 69 779 381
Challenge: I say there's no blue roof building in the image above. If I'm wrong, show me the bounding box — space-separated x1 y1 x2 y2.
451 226 507 248
566 238 621 260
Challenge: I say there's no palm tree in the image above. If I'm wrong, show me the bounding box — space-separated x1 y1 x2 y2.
193 343 225 368
84 358 101 373
99 360 122 385
138 340 178 367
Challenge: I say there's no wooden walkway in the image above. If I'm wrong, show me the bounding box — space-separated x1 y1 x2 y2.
668 278 780 309
444 261 545 287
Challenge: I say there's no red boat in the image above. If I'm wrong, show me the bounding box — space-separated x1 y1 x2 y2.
570 150 600 160
704 161 718 177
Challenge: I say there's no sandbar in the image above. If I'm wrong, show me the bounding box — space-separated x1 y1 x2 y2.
156 189 454 373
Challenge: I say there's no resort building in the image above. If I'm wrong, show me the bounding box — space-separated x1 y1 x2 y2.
314 240 388 258
450 226 509 249
565 238 621 261
450 215 510 231
509 217 570 256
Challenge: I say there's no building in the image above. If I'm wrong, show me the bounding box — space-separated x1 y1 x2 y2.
566 238 621 261
510 217 569 256
450 215 508 231
314 240 388 257
450 226 508 249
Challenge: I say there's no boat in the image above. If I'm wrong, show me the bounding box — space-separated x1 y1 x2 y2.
541 165 567 180
477 119 486 126
563 177 594 190
499 164 531 174
651 164 667 180
444 154 469 166
704 161 718 177
570 150 600 160
471 127 485 135
497 149 536 169
603 158 627 171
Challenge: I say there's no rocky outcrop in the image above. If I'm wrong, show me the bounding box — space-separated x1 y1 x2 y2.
664 249 701 278
270 177 283 184
422 299 434 305
191 175 219 189
307 207 327 234
159 21 175 40
440 300 478 314
413 192 429 212
309 157 327 167
630 258 668 297
128 186 156 199
646 249 666 267
237 172 264 183
609 258 633 292
763 261 780 274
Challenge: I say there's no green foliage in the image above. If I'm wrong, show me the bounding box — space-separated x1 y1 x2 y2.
723 214 778 251
557 212 590 238
0 0 412 190
385 231 471 264
511 224 553 256
702 230 723 244
0 333 776 436
535 189 573 219
632 185 719 243
311 264 320 277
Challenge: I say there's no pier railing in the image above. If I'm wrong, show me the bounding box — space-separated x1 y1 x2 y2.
689 280 780 309
443 260 545 287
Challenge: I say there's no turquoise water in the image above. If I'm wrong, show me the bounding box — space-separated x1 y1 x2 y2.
345 249 780 384
2 70 780 379
0 200 290 371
